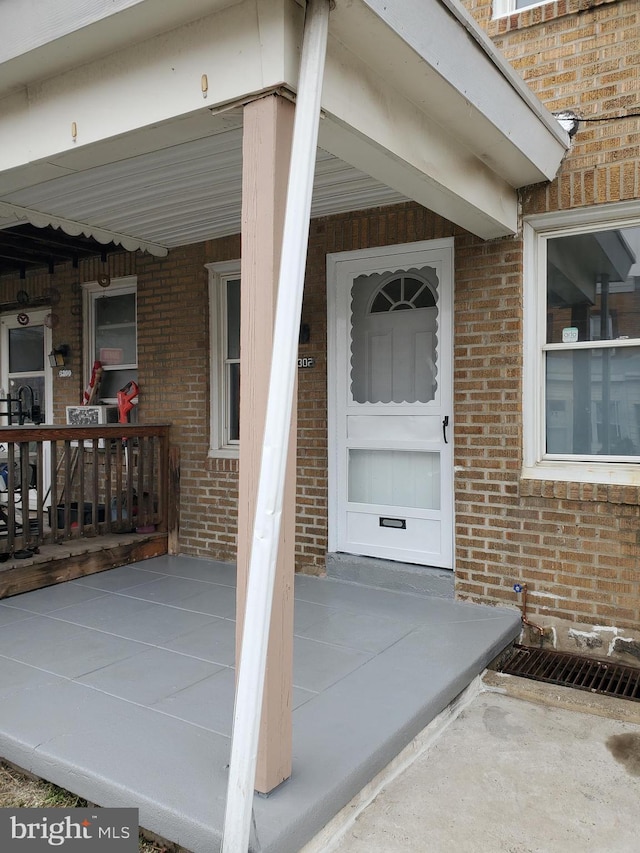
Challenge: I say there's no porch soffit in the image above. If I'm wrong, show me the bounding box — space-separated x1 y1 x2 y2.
0 125 407 273
0 0 569 258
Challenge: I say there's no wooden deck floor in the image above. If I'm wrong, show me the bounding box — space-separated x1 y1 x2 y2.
0 532 168 600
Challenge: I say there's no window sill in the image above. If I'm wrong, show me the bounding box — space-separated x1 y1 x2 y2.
521 462 640 505
208 447 239 461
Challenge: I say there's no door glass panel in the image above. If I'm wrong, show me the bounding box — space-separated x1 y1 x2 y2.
9 326 44 372
350 267 439 404
348 449 440 509
8 375 44 424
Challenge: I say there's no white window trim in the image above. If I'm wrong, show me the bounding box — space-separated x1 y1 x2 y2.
81 276 137 403
207 260 241 459
493 0 551 18
523 202 640 486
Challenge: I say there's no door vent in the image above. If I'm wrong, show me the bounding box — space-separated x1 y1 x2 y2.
497 644 640 703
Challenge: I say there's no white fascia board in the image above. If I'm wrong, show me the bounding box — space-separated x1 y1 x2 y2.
0 0 245 97
320 36 518 239
319 118 516 240
331 0 568 187
0 0 299 173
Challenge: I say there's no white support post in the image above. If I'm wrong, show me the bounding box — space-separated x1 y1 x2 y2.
221 0 331 851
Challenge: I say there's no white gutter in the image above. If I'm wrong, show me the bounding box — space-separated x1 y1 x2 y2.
221 1 331 851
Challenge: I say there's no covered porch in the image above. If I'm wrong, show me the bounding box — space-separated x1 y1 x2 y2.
0 554 520 853
0 0 565 839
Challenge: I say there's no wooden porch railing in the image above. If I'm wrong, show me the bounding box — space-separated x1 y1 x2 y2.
0 424 171 558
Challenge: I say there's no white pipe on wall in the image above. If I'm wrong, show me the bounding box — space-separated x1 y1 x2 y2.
221 1 331 851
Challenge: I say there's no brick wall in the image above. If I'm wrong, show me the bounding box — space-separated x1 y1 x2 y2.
454 0 640 654
3 0 639 650
0 205 462 577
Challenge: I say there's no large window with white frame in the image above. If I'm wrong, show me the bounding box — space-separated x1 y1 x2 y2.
207 261 241 457
82 277 137 403
524 206 640 484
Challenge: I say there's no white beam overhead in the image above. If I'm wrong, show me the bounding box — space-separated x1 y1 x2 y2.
316 0 569 238
0 0 245 97
0 0 568 244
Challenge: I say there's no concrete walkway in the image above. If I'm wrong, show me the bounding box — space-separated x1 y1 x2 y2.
308 676 640 853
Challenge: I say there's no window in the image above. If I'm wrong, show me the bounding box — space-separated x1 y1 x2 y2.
493 0 552 16
524 206 640 484
82 277 137 403
207 262 241 457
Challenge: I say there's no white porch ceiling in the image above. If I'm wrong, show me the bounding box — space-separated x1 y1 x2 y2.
0 127 406 251
0 0 569 254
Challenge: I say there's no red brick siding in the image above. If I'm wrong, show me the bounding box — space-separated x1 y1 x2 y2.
0 205 463 575
454 0 640 634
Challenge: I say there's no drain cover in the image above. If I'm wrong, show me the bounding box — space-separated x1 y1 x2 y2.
497 644 640 702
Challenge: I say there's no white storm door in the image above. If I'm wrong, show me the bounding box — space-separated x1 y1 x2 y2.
0 309 54 506
328 240 453 568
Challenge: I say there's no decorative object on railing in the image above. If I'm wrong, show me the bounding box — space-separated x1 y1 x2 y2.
117 381 139 425
82 360 103 405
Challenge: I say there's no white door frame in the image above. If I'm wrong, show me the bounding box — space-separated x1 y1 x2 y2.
0 308 54 423
0 309 54 508
327 238 454 568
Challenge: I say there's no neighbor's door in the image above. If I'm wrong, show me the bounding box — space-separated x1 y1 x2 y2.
0 309 53 505
328 240 453 568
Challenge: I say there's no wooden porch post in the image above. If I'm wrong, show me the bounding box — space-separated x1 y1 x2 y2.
236 93 296 794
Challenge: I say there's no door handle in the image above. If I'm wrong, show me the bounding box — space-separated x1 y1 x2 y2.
442 415 449 444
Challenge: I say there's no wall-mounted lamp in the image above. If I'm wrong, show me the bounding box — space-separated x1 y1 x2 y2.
48 344 70 367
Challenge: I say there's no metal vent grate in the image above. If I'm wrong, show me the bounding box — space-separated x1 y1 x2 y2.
497 644 640 703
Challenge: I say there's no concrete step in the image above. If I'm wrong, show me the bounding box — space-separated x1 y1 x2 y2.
326 552 454 599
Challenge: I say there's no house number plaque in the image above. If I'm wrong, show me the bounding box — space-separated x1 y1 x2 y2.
297 357 316 369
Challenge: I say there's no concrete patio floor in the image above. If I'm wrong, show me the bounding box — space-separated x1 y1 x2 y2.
0 555 520 852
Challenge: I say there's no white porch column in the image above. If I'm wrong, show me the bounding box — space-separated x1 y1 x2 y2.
235 92 296 795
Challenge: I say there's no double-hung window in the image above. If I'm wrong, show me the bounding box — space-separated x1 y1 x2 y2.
207 262 241 457
82 277 137 403
524 207 640 483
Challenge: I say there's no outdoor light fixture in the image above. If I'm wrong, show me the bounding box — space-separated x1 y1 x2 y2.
48 345 70 367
